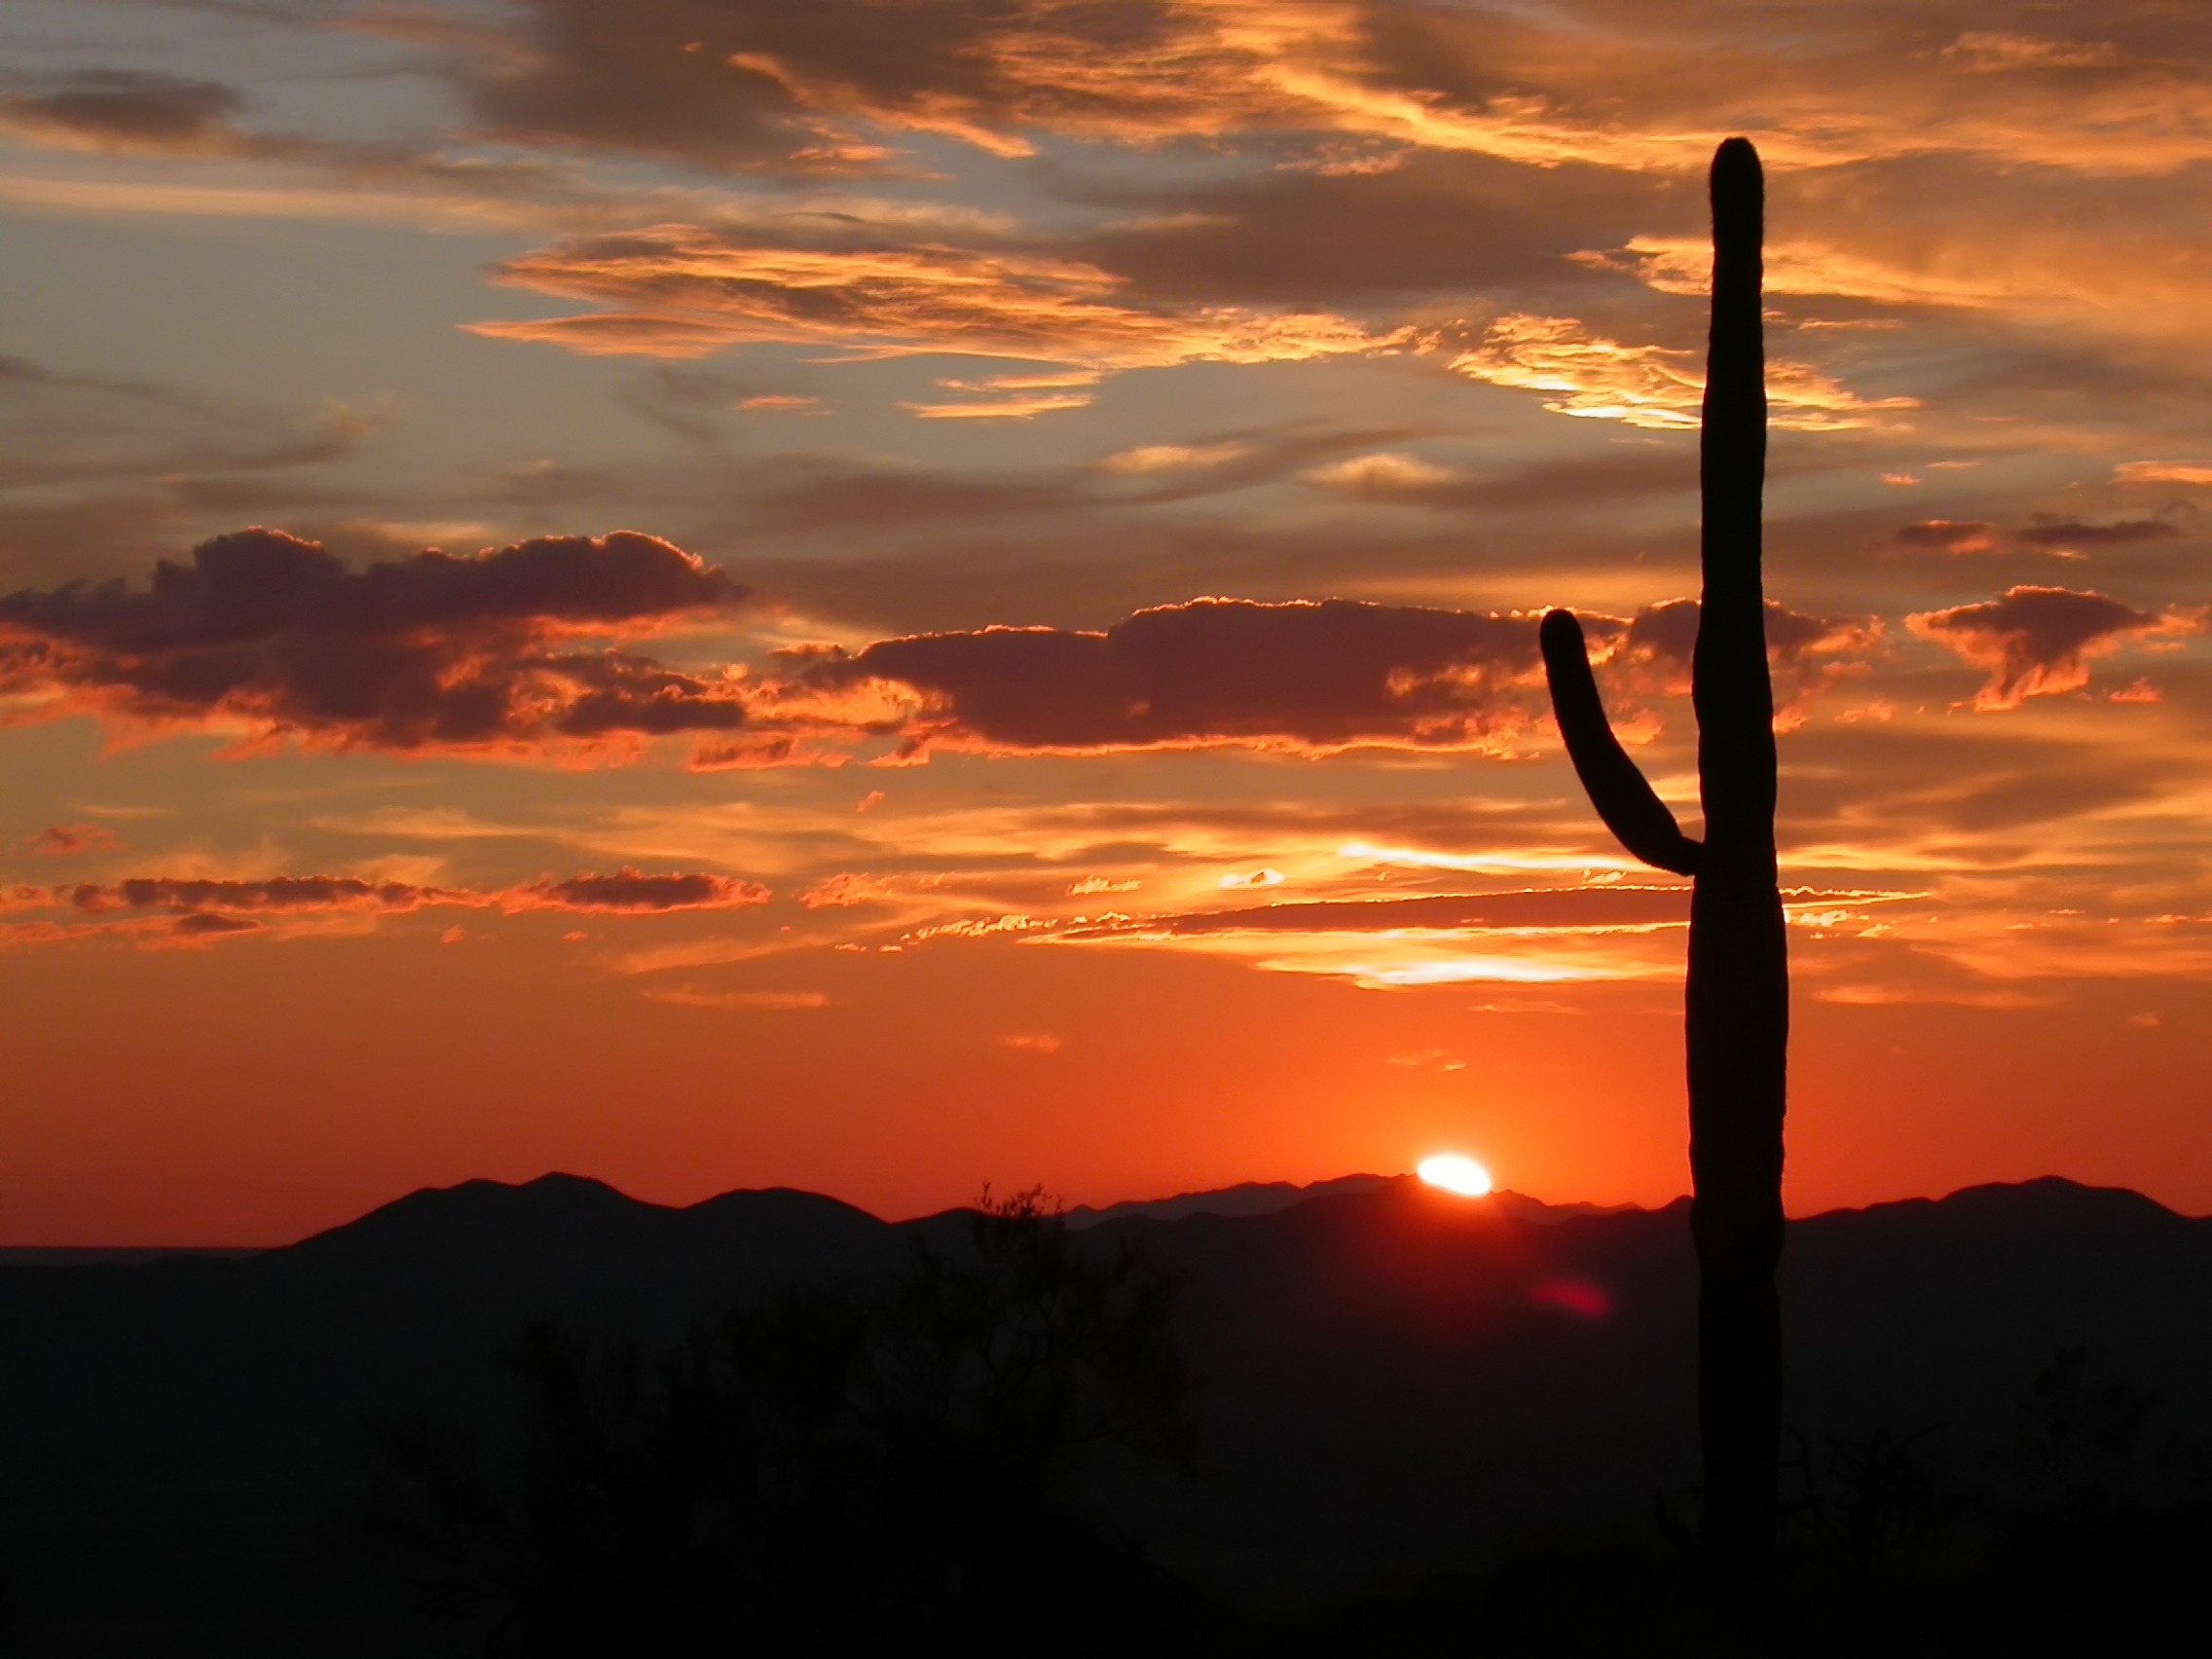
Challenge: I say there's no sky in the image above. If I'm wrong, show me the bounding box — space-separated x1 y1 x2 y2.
3 1 2210 1243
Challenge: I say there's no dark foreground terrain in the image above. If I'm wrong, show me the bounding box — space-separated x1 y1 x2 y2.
3 1174 2208 1653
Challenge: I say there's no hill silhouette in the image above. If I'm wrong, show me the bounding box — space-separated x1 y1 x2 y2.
2 1174 2208 1651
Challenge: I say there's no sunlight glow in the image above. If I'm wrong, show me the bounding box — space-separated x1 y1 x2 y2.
1418 1154 1494 1197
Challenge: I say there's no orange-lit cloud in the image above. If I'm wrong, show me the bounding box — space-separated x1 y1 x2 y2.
1895 520 2002 556
641 986 827 1011
467 227 1415 372
1448 314 1917 431
1305 453 1459 494
1583 237 2014 312
2117 461 2212 486
899 391 1094 421
457 2 2212 182
1099 441 1252 473
1908 585 2201 711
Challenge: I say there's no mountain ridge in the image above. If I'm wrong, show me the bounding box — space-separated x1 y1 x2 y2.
4 1169 2209 1642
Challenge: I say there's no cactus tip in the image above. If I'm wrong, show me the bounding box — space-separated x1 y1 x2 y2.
1709 137 1763 253
1712 135 1761 177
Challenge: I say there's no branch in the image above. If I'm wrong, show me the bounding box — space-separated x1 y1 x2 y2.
1539 608 1702 877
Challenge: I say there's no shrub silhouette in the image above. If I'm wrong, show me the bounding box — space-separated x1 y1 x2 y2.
1269 1351 2209 1656
1538 135 1787 1570
345 1188 1196 1652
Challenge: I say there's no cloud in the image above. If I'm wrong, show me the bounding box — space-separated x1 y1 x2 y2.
2014 514 2182 549
25 823 122 857
0 70 242 152
1098 442 1251 473
1583 237 2014 313
457 0 1684 175
1892 516 2183 558
62 876 471 915
466 225 1415 375
785 597 1553 758
1940 33 2119 73
0 528 753 756
1605 598 1880 706
0 69 578 234
1895 519 2001 555
1218 868 1285 890
169 911 260 940
1816 982 2057 1009
1907 585 2200 711
2116 461 2212 486
11 867 771 947
1448 314 1916 431
641 986 827 1011
1305 453 1459 495
899 391 1093 420
1057 887 1698 940
1033 882 1913 990
508 869 771 913
457 0 2212 184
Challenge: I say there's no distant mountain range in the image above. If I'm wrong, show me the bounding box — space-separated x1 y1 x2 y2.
4 1173 2209 1654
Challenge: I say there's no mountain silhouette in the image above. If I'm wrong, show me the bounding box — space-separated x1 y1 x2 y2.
2 1174 2207 1651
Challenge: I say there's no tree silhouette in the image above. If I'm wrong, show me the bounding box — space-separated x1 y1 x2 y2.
1538 135 1787 1570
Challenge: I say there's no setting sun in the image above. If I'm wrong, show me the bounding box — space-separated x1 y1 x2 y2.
1417 1154 1495 1198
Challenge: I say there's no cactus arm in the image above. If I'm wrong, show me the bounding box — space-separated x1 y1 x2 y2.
1539 608 1703 877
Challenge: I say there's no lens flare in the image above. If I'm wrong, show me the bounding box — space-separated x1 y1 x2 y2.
1417 1153 1493 1197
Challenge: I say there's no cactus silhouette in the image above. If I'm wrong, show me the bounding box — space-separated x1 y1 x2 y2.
1538 136 1786 1568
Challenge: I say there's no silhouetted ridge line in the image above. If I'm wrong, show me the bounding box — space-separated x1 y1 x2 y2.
2 1171 2207 1638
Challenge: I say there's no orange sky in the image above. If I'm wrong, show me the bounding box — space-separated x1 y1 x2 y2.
3 1 2210 1241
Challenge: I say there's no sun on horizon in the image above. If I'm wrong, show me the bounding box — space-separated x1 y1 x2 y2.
1417 1154 1495 1198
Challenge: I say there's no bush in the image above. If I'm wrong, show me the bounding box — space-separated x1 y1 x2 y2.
346 1189 1200 1652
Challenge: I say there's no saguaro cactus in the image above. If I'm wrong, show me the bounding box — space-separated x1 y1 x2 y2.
1538 136 1786 1568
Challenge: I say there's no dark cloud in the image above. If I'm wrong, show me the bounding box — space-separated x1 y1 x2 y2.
1068 147 1658 308
1895 519 2001 555
64 876 465 915
1610 597 1880 707
0 528 753 755
36 869 772 940
790 597 1553 757
2015 514 2183 548
0 70 241 150
1908 584 2194 710
510 869 771 912
24 824 121 857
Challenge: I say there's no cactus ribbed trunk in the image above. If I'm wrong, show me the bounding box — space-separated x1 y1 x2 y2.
1537 136 1786 1571
1688 135 1786 1571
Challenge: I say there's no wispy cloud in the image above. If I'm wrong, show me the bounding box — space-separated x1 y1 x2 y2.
1450 314 1917 431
